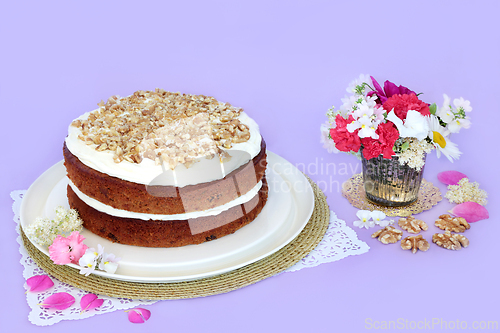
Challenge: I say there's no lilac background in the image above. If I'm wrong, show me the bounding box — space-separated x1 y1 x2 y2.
2 1 499 331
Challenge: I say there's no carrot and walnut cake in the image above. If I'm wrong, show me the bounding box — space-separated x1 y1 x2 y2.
64 89 268 247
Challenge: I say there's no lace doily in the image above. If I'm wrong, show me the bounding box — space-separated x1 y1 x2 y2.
285 211 369 272
11 190 369 326
341 174 442 217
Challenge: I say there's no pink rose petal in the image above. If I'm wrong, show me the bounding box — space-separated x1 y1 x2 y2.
80 294 104 313
449 202 489 222
437 170 468 185
39 292 75 310
26 275 54 293
127 308 151 323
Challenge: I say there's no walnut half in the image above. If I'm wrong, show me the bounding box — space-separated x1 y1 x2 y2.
435 214 470 233
401 235 430 254
432 231 469 250
372 226 403 244
398 216 428 234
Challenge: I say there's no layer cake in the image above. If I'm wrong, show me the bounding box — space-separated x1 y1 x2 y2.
63 89 267 247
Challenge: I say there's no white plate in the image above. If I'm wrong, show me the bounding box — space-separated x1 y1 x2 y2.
20 151 314 283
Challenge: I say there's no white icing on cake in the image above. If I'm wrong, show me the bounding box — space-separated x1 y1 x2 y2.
68 179 263 221
65 111 262 187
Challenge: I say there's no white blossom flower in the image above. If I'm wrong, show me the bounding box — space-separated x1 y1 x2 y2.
78 245 120 275
428 115 461 162
78 249 100 276
339 95 359 116
346 74 371 95
387 110 430 141
352 101 374 119
453 97 472 113
320 121 338 153
99 252 120 274
353 210 375 229
371 211 386 224
437 94 455 123
347 116 379 139
376 219 395 227
447 117 471 133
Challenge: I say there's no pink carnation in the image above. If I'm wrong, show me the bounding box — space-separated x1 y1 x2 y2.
382 93 430 120
360 122 399 160
48 231 88 265
329 115 361 153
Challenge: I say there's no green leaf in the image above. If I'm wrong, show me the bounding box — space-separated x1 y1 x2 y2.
401 141 410 151
429 103 437 115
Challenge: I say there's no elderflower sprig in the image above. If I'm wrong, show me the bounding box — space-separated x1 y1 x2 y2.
445 178 488 206
396 138 434 171
25 206 83 246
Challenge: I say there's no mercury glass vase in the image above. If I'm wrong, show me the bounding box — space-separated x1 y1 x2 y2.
361 153 425 207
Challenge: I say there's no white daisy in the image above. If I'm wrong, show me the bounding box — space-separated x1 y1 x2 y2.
428 115 461 162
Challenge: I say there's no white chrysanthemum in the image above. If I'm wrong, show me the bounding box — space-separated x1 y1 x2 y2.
428 115 461 162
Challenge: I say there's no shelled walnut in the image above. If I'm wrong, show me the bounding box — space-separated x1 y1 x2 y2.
371 226 403 244
435 214 470 233
432 231 469 250
401 235 430 254
398 216 428 234
71 89 251 166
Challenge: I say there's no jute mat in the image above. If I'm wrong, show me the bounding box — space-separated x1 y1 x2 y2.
20 176 329 300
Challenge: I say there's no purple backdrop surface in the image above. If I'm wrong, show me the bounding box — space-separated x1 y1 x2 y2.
1 1 499 332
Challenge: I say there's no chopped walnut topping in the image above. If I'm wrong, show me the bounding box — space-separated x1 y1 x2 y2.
372 226 403 244
72 89 251 166
435 214 470 233
401 235 430 254
432 231 469 250
398 216 428 234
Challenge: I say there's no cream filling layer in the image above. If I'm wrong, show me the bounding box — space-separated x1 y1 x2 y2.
65 111 262 187
68 179 263 221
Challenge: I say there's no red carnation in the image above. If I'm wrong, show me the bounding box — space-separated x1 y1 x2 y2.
360 122 399 160
382 93 430 120
329 114 361 153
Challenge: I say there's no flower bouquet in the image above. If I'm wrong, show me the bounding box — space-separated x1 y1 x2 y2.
321 75 472 206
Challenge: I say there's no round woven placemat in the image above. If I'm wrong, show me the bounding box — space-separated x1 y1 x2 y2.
341 173 442 217
21 176 329 300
